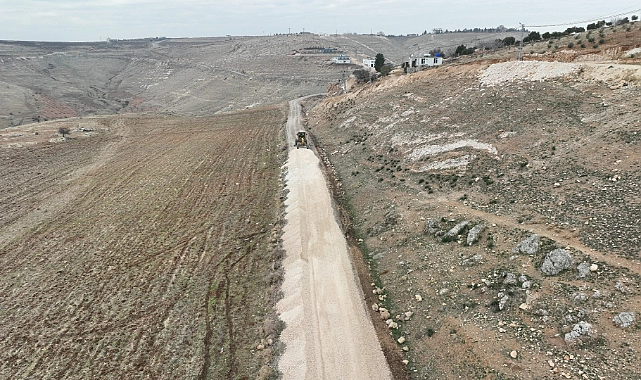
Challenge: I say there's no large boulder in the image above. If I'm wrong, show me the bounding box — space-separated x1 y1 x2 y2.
564 321 595 344
576 262 591 278
512 234 539 255
540 249 573 276
443 221 469 241
613 312 635 328
467 224 485 246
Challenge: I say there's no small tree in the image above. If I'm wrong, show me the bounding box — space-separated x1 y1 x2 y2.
380 65 391 77
58 127 70 138
502 36 516 46
353 69 373 83
374 53 385 72
455 44 476 56
528 31 541 41
632 15 638 21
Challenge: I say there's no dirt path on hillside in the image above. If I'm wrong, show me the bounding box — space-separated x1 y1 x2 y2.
277 99 392 379
435 196 641 276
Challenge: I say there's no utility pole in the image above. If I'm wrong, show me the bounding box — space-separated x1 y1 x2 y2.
518 23 525 61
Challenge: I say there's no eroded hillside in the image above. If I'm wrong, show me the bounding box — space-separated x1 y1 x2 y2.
307 25 641 379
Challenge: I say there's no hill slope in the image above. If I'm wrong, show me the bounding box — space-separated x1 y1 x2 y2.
306 24 641 379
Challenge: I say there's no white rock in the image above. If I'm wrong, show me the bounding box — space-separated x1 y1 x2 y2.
589 264 598 272
397 336 406 344
415 294 423 302
510 350 518 359
372 303 379 312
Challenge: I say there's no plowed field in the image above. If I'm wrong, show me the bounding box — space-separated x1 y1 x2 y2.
0 106 287 379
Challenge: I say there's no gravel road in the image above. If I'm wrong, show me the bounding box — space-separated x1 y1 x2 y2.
277 99 392 379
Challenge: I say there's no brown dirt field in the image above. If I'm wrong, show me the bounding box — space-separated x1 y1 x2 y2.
0 106 288 379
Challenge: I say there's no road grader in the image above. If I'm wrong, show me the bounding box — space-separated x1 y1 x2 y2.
295 131 310 149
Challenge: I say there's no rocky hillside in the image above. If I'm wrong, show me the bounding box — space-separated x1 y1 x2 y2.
306 24 641 379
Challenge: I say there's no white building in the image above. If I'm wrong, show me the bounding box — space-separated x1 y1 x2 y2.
332 55 351 64
363 57 375 68
402 54 443 73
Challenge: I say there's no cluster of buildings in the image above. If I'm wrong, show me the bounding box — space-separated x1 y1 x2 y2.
330 53 443 73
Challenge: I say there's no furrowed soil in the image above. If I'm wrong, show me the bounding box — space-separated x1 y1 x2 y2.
0 107 287 379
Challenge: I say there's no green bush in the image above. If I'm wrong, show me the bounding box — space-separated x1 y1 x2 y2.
599 39 605 44
568 42 575 48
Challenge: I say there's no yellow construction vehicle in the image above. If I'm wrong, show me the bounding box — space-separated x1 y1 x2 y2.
295 131 310 149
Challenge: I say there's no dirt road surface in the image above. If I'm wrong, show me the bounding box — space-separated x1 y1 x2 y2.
277 99 392 379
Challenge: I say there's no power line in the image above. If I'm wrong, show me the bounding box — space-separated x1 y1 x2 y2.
527 6 641 28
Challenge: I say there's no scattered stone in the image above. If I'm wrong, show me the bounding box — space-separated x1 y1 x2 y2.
466 224 485 246
589 263 598 272
512 234 539 255
257 344 265 350
499 295 509 311
402 360 409 365
503 272 518 285
384 208 399 225
402 346 409 352
510 350 518 359
521 281 532 289
614 281 630 293
461 254 483 266
573 293 588 303
404 311 414 320
564 321 595 344
415 294 423 302
535 309 548 316
438 288 449 296
577 262 591 278
424 218 440 235
540 249 573 276
397 336 406 344
379 308 390 320
613 312 635 328
372 303 379 312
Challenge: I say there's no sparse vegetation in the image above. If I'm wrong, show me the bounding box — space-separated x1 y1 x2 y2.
58 127 70 137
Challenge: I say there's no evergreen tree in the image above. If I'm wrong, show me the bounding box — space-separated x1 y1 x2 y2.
374 53 385 72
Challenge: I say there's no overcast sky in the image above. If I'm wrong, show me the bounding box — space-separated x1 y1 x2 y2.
1 0 640 42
